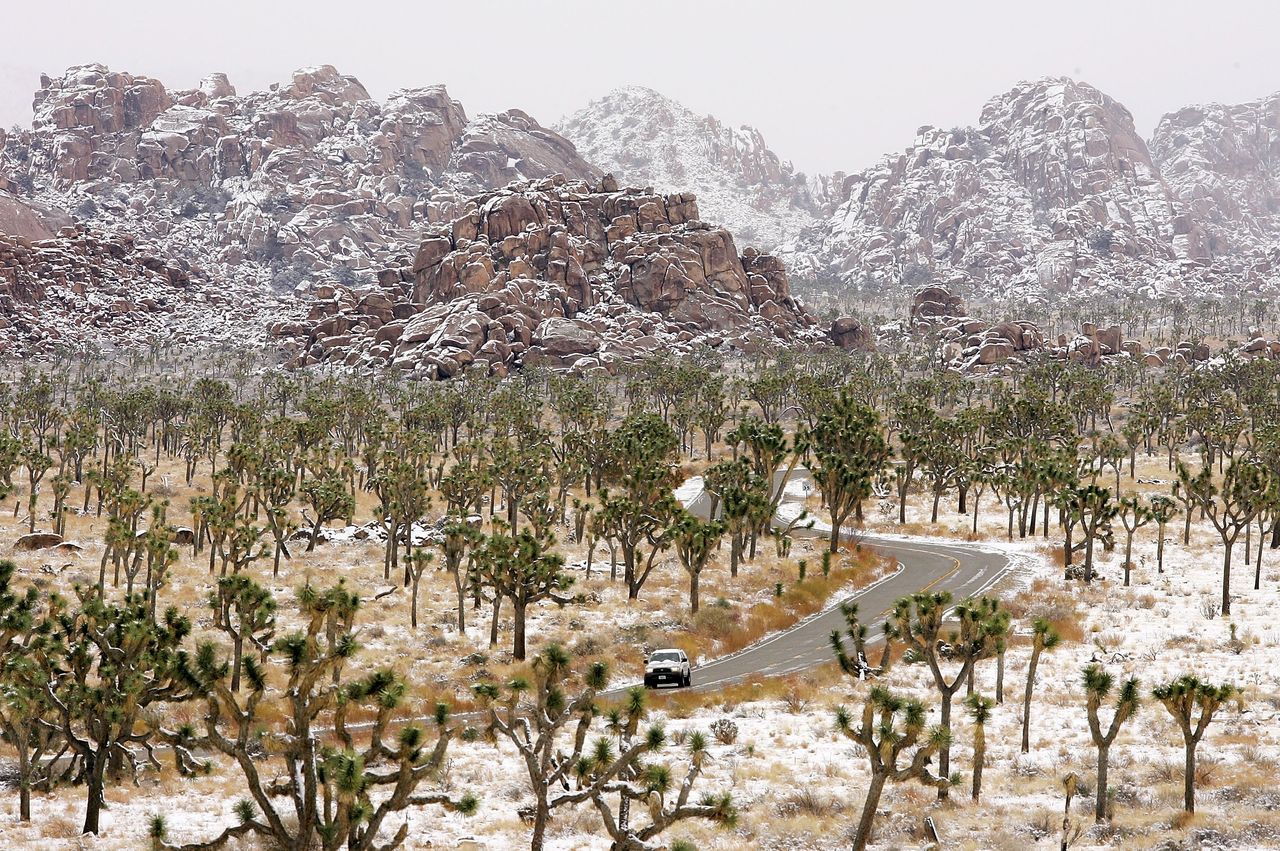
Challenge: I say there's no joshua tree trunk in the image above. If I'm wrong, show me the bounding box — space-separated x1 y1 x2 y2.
996 647 1006 704
452 567 466 634
972 724 986 802
1182 739 1198 814
231 631 244 691
82 752 107 835
1095 744 1110 822
689 570 700 614
411 573 422 629
1222 538 1234 616
852 770 888 851
938 694 953 799
1022 648 1042 753
306 516 323 552
512 598 527 660
489 595 502 646
17 749 30 821
531 797 550 851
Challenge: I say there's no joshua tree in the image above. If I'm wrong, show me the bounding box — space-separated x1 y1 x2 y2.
162 581 475 850
799 391 890 552
0 560 61 821
20 443 51 533
595 413 681 598
434 516 481 634
299 463 355 552
1061 485 1116 582
703 457 767 577
671 511 723 614
1082 665 1140 822
834 686 948 851
1151 675 1239 814
1021 617 1061 753
41 590 196 835
474 644 733 851
829 601 897 680
209 573 277 692
965 693 995 802
1116 495 1153 587
1148 494 1178 574
472 521 575 660
890 592 1008 798
1178 456 1272 615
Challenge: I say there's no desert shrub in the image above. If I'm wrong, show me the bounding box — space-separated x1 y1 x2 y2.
781 685 812 714
710 718 739 745
692 604 738 636
776 787 844 818
1086 225 1114 254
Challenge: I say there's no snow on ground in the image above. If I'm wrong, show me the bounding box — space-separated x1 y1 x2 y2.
6 453 1280 849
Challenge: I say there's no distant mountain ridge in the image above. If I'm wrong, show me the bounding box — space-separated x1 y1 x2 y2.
563 79 1280 307
556 86 837 253
3 66 1280 363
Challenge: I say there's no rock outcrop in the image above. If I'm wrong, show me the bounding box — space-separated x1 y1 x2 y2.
271 176 820 377
785 77 1276 304
0 63 599 357
1150 91 1280 261
0 223 294 358
557 87 834 253
17 63 597 282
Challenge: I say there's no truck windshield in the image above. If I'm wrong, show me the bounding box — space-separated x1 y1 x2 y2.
650 652 681 662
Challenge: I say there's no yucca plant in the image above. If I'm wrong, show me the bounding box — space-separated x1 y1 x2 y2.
1082 664 1140 822
1152 675 1239 814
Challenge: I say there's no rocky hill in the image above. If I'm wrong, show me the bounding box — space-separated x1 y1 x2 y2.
784 78 1280 306
556 87 833 253
4 64 598 285
0 223 294 358
0 63 609 360
269 174 822 377
6 65 1280 367
1150 90 1280 261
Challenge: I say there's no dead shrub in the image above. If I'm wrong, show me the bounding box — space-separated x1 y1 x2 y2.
776 786 844 818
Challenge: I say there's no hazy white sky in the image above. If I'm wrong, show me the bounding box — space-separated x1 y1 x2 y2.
3 0 1277 175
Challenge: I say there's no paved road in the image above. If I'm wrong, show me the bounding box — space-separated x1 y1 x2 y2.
641 469 1012 694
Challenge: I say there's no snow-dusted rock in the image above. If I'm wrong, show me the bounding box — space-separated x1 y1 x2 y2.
272 176 822 376
556 87 835 253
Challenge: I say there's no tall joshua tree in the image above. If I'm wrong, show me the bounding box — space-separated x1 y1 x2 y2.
474 644 734 851
671 511 723 614
891 592 1008 799
161 581 475 850
1083 665 1140 822
42 590 196 835
1021 617 1061 753
1148 494 1178 575
1152 676 1238 814
1178 456 1272 615
834 686 948 851
1116 495 1152 587
799 391 890 553
0 560 60 822
829 601 898 680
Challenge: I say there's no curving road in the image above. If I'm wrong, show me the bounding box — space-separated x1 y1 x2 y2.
650 469 1013 693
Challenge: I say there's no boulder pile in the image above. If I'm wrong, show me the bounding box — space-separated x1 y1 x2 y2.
910 285 1219 372
270 175 820 377
0 223 295 358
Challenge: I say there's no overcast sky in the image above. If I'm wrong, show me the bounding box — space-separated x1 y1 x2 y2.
3 0 1277 175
